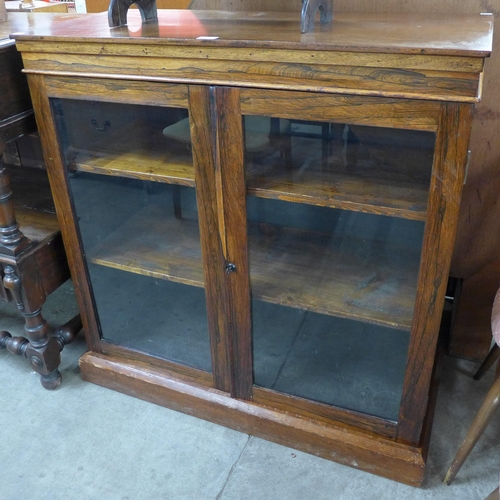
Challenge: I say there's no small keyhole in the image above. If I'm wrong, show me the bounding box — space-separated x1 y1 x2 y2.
226 263 237 274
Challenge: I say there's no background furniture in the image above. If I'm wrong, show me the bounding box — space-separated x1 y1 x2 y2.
443 288 500 498
13 9 492 485
0 13 81 389
86 0 188 13
4 1 68 13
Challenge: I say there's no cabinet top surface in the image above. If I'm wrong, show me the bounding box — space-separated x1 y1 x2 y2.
8 10 493 57
1 13 26 45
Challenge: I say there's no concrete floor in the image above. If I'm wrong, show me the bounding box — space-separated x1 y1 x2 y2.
1 281 499 500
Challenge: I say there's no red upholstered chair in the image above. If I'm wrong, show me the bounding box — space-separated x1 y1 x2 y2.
444 288 500 498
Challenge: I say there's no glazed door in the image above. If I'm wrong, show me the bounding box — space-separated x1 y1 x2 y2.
212 86 472 442
44 78 216 381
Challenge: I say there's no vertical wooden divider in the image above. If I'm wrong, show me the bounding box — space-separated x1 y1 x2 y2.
397 102 474 445
190 85 253 399
214 86 253 400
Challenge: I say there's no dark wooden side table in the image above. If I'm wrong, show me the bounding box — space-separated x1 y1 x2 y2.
0 13 81 389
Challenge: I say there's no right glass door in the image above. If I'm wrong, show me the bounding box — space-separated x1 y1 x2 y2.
242 111 435 422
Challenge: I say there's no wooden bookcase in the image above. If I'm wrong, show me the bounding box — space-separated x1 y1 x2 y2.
12 10 492 485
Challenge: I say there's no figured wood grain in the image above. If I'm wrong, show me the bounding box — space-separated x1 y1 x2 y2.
80 351 427 486
16 41 485 73
189 84 232 393
19 51 483 103
212 86 253 400
240 90 441 132
45 76 189 107
26 73 102 353
397 102 474 444
186 0 500 326
310 0 500 363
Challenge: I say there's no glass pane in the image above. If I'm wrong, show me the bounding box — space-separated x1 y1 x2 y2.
52 98 211 373
244 115 434 421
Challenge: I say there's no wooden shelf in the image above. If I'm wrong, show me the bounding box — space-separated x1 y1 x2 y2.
8 165 60 244
89 204 204 287
249 223 420 330
246 124 433 221
68 118 431 220
68 142 195 187
247 166 429 221
89 203 420 330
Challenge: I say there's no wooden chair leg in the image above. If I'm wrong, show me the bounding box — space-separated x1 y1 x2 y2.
485 487 499 500
444 374 500 485
474 344 500 380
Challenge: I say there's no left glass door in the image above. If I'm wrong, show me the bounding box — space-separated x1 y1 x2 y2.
51 95 213 374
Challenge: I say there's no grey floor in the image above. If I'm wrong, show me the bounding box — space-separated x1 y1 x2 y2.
1 281 499 500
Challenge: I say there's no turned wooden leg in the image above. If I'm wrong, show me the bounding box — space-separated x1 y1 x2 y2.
444 374 500 485
1 313 82 389
53 314 83 351
23 308 63 389
0 310 63 390
0 330 29 356
2 264 77 390
0 164 30 256
474 344 500 380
